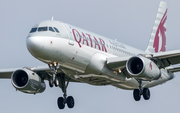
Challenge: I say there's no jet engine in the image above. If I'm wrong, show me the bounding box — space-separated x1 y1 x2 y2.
11 69 46 94
126 56 161 81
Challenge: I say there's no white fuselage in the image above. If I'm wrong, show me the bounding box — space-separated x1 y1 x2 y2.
26 20 173 90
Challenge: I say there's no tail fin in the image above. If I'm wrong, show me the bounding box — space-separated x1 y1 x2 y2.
145 1 167 53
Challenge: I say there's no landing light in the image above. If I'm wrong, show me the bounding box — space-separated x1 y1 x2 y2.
54 62 57 66
118 69 121 73
113 71 117 75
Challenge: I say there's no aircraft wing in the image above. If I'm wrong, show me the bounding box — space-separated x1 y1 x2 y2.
0 66 78 82
0 66 51 79
106 50 180 73
0 68 18 78
152 50 180 68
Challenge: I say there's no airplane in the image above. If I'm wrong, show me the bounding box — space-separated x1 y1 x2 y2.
0 1 179 110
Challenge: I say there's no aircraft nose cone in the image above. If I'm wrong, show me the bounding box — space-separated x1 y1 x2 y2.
26 36 49 60
27 36 42 56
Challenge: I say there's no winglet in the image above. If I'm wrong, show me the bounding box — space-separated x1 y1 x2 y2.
146 1 167 53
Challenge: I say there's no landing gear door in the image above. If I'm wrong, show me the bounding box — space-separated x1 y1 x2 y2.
62 23 74 46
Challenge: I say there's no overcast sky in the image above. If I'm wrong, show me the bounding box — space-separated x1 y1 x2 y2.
0 0 180 113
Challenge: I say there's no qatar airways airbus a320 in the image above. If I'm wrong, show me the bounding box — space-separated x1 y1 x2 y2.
0 1 179 110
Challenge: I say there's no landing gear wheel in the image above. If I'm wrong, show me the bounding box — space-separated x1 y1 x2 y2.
67 96 75 108
54 78 59 87
49 79 53 87
133 89 141 101
57 97 65 109
143 88 150 100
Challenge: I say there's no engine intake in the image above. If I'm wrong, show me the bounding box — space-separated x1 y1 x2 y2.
13 70 28 87
128 57 143 74
126 56 161 80
11 69 46 94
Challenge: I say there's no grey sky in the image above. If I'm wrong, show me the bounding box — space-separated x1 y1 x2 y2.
0 0 180 113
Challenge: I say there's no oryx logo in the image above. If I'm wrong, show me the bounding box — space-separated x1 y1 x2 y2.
153 9 167 53
149 62 152 70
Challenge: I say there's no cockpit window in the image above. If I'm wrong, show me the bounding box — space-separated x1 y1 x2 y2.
29 26 59 33
38 27 48 32
30 28 37 33
49 27 55 32
53 27 60 33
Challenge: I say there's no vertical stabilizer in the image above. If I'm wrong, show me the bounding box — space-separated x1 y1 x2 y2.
146 1 167 53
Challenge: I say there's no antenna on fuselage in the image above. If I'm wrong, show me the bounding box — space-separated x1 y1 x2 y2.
51 16 54 20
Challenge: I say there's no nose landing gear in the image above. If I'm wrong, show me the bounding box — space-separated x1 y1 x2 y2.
48 62 59 87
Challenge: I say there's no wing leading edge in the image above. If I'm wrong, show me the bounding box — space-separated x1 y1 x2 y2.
0 66 79 83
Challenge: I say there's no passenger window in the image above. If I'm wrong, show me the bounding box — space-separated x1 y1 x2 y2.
53 27 60 33
30 28 37 33
49 27 55 32
38 27 48 32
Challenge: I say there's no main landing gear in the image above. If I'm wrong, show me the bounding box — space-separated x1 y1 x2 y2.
133 80 150 101
57 75 75 109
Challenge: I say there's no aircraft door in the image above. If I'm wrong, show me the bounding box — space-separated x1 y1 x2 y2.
62 23 74 46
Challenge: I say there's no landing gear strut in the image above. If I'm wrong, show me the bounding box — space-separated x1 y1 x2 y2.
133 80 150 101
57 74 75 109
48 62 59 87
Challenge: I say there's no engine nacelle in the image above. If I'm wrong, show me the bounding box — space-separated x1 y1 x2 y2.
126 56 161 81
11 69 46 94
